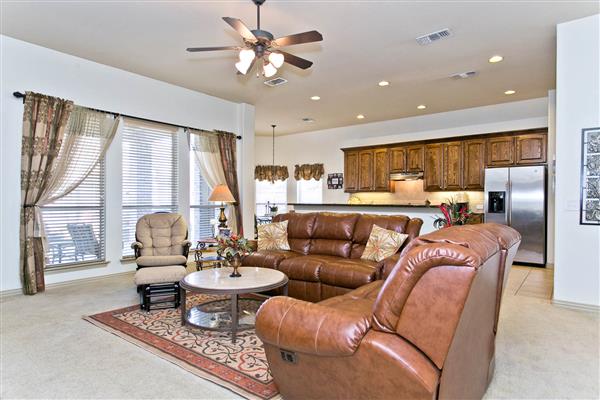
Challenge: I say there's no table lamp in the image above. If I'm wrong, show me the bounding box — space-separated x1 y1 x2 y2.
209 184 236 228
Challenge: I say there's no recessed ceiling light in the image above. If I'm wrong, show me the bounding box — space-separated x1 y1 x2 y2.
417 105 427 110
504 90 516 95
489 55 503 63
310 95 320 101
378 80 390 87
356 114 365 119
302 117 315 123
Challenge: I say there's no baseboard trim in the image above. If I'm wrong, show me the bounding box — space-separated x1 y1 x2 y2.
0 270 135 298
552 299 600 313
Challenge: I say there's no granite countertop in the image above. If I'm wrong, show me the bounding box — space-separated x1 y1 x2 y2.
287 203 441 208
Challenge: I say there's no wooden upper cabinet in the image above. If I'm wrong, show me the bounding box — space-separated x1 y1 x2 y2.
443 141 463 190
406 145 425 172
487 136 515 167
424 143 444 191
516 134 547 165
358 150 375 191
373 148 390 191
463 139 486 190
344 150 359 192
389 147 406 173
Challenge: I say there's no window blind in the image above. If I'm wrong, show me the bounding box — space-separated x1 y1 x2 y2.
189 153 219 240
255 180 288 216
42 161 105 267
122 119 179 256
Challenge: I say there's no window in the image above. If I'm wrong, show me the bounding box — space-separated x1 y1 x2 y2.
255 180 287 216
42 161 105 267
297 179 323 204
189 154 219 241
122 119 179 256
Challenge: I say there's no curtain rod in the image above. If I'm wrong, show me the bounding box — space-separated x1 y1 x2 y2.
12 91 242 140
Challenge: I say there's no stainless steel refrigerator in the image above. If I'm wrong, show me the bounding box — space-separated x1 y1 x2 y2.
484 166 546 266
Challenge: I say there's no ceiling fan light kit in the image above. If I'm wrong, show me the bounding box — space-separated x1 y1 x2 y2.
187 0 323 78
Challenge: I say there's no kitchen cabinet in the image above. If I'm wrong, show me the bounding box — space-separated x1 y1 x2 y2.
424 143 444 191
389 147 406 173
443 141 463 190
373 148 390 191
344 150 359 192
516 134 547 165
358 150 374 191
463 139 486 190
342 128 547 193
487 136 515 167
406 145 424 172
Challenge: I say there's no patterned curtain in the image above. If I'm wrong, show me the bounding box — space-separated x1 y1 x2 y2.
216 131 243 235
294 163 325 181
20 92 74 294
254 165 289 182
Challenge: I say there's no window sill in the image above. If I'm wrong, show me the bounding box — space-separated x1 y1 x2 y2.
120 257 137 264
45 260 110 274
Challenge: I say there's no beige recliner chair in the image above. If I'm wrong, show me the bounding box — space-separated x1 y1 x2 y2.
131 212 192 311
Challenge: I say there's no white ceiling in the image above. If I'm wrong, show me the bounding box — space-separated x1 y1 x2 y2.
1 1 598 135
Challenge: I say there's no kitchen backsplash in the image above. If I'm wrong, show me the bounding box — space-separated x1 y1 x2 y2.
353 180 485 211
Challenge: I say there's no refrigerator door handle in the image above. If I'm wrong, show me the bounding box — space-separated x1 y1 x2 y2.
507 180 512 226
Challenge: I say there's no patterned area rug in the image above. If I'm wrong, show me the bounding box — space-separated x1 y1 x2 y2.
85 294 280 400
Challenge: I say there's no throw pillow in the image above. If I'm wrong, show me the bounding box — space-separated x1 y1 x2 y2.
258 220 291 251
361 224 409 262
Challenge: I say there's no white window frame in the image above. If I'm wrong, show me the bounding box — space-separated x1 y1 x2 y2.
297 178 323 204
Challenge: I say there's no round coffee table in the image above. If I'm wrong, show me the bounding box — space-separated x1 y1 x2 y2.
180 267 288 342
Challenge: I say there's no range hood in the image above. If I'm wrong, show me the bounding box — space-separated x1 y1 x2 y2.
390 172 424 181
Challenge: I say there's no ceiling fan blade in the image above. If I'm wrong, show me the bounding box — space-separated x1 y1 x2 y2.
278 51 313 69
222 17 257 41
273 30 323 47
186 46 240 52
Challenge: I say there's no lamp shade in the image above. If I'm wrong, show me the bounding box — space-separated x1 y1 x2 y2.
208 184 235 203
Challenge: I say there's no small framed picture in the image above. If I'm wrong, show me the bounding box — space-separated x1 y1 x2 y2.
327 173 343 189
218 228 232 237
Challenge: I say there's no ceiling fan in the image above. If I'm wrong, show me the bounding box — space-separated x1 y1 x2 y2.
186 0 323 78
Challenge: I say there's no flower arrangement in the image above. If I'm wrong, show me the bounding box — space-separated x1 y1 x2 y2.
216 234 253 277
433 197 473 229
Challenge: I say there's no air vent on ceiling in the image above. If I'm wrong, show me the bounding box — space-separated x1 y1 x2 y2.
416 28 453 45
263 77 288 87
451 71 477 79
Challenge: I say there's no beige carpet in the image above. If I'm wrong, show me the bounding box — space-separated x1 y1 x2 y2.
1 265 598 399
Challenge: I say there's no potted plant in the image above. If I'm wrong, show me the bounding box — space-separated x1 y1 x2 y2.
216 234 254 278
433 197 473 229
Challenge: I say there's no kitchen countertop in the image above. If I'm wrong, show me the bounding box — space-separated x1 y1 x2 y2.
288 203 441 208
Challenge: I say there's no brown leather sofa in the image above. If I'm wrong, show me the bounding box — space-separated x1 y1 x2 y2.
243 212 423 302
255 223 521 400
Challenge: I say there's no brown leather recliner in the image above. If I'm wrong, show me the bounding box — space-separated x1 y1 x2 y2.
255 224 521 400
243 212 423 302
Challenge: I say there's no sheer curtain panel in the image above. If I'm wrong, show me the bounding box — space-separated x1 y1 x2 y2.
188 129 236 233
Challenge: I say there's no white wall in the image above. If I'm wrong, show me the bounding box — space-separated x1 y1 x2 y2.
256 98 550 243
0 36 255 292
256 97 548 204
554 15 600 307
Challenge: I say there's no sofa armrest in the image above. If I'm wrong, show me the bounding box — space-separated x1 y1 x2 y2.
380 252 402 280
182 239 192 258
256 296 371 357
131 241 143 259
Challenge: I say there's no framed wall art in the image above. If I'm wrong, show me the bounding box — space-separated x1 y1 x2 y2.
327 173 343 189
580 127 600 225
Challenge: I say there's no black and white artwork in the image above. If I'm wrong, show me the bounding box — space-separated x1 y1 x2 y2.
580 127 600 225
327 173 343 189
